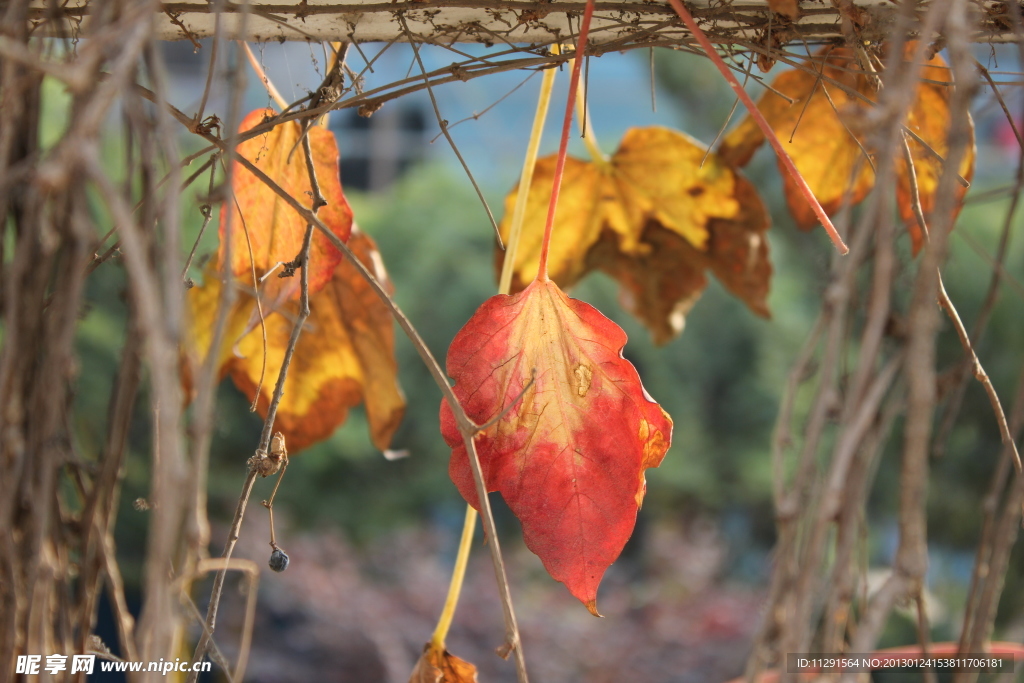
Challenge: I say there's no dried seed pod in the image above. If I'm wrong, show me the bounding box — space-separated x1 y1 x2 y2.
269 432 288 465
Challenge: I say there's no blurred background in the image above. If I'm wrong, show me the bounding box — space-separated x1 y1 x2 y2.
63 39 1024 681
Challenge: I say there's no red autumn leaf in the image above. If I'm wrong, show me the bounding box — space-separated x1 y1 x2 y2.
440 279 672 614
219 108 353 302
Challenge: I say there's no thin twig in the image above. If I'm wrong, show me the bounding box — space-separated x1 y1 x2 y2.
192 2 222 129
937 277 1022 472
429 71 537 143
181 593 237 680
182 155 220 283
254 133 321 451
933 94 1024 455
701 55 753 167
187 469 257 679
185 2 252 675
900 134 1021 473
400 19 504 248
240 40 289 110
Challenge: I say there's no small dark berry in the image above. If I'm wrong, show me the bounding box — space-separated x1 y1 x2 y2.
268 548 290 573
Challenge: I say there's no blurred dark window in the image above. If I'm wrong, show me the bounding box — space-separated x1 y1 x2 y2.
333 104 427 192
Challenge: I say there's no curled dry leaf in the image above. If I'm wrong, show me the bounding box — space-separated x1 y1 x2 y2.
440 278 672 614
220 108 353 302
719 43 974 253
186 229 405 452
498 126 771 344
409 643 478 683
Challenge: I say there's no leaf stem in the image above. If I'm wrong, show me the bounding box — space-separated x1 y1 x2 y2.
571 56 607 169
535 0 598 280
430 505 478 649
663 0 849 254
240 41 288 111
431 52 557 658
498 46 559 295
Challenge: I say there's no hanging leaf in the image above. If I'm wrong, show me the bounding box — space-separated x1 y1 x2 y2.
589 166 770 343
895 53 976 252
220 108 353 303
185 229 405 452
718 47 877 228
498 126 771 343
409 643 478 683
440 278 672 614
719 43 974 253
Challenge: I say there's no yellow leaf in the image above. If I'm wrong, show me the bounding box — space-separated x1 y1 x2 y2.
610 126 736 251
497 126 770 343
186 229 405 452
720 44 974 252
587 173 771 344
895 50 975 253
499 156 606 293
719 48 877 229
184 267 258 378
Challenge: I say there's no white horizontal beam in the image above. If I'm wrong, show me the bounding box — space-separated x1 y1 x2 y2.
29 0 1019 45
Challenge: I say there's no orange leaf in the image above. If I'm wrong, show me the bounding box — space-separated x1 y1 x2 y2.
409 643 478 683
440 279 672 613
219 108 353 302
895 52 975 253
720 44 974 252
186 229 405 452
499 126 770 342
718 47 877 228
